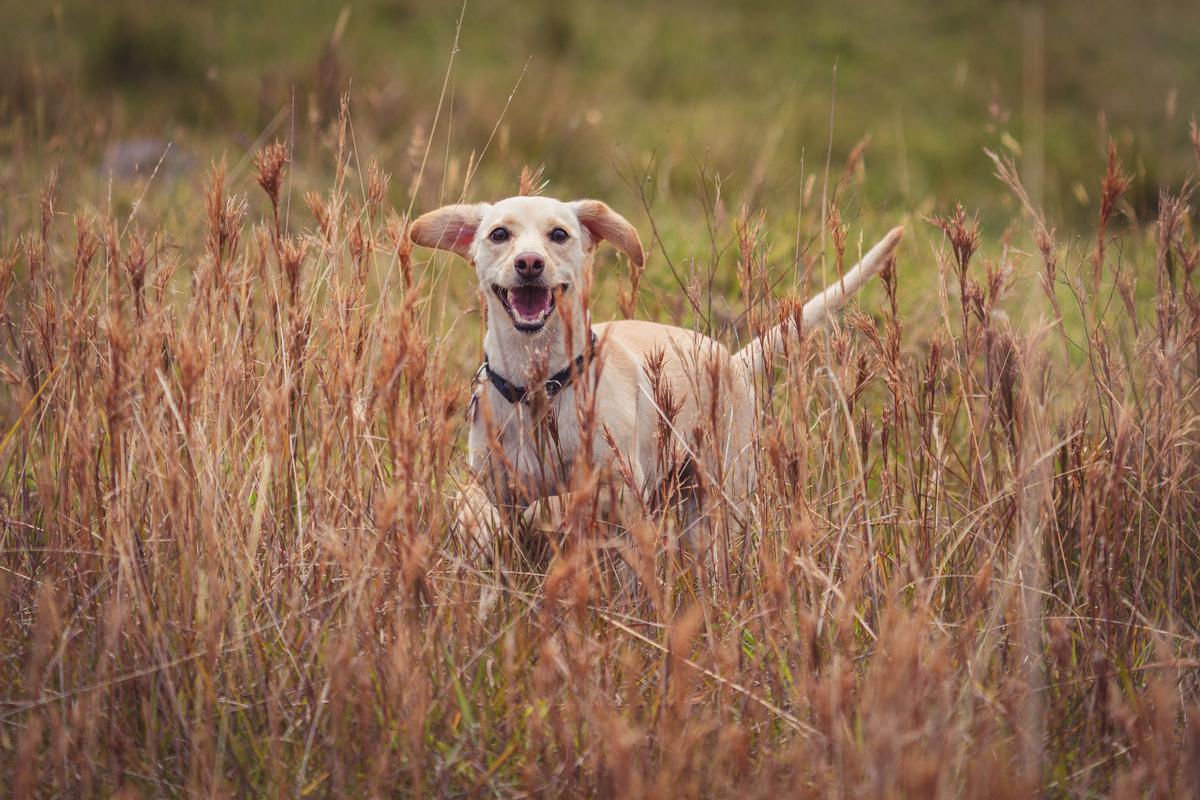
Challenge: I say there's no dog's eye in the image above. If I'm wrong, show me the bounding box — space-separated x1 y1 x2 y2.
488 227 510 243
548 227 570 244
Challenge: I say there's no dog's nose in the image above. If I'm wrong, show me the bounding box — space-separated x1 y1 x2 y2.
514 252 545 279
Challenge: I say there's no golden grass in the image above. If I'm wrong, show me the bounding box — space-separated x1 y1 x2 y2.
1 104 1199 797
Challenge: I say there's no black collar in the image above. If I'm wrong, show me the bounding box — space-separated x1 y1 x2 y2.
483 334 599 404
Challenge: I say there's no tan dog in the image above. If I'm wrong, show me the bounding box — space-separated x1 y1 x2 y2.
410 195 903 564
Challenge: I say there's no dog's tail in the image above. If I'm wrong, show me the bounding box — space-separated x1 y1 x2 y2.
733 226 904 378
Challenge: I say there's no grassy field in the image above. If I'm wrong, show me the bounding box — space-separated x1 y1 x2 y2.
2 1 1200 796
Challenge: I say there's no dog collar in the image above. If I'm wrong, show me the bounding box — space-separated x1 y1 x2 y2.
482 334 599 404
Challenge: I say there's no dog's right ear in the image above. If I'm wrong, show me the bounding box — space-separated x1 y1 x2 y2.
409 203 487 260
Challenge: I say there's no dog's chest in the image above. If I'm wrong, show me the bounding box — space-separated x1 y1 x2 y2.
470 389 584 498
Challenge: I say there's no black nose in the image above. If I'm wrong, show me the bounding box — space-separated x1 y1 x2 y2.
514 251 545 279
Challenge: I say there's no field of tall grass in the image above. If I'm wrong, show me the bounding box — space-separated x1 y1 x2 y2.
2 2 1200 797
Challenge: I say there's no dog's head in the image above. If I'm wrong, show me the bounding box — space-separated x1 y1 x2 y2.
410 196 643 337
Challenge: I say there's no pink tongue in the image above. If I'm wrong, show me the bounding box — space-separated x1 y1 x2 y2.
510 285 550 319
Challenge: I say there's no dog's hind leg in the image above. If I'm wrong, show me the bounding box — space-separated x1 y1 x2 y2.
675 487 727 587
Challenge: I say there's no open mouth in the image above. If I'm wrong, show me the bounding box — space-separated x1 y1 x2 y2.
492 283 567 333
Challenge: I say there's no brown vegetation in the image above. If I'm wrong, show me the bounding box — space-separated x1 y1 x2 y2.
1 104 1199 797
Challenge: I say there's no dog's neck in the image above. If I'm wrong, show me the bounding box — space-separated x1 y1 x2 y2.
482 307 591 388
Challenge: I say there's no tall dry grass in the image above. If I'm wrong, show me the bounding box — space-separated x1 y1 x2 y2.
1 106 1199 798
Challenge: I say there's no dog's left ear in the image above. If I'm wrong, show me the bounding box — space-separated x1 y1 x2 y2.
570 200 645 269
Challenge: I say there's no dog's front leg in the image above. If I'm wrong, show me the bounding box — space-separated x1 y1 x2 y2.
453 407 530 562
521 484 643 535
453 478 506 560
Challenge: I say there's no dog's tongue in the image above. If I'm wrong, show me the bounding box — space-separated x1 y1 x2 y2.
510 285 551 320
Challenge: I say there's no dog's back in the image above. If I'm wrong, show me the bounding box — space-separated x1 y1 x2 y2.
592 319 757 521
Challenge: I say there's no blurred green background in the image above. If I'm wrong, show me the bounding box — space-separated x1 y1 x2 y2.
2 0 1198 229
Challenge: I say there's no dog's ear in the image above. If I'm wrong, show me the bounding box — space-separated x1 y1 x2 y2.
570 200 644 269
409 203 487 260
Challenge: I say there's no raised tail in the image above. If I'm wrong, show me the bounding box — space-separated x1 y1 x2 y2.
734 226 904 378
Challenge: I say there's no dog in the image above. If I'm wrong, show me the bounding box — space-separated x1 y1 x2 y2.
409 195 903 567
